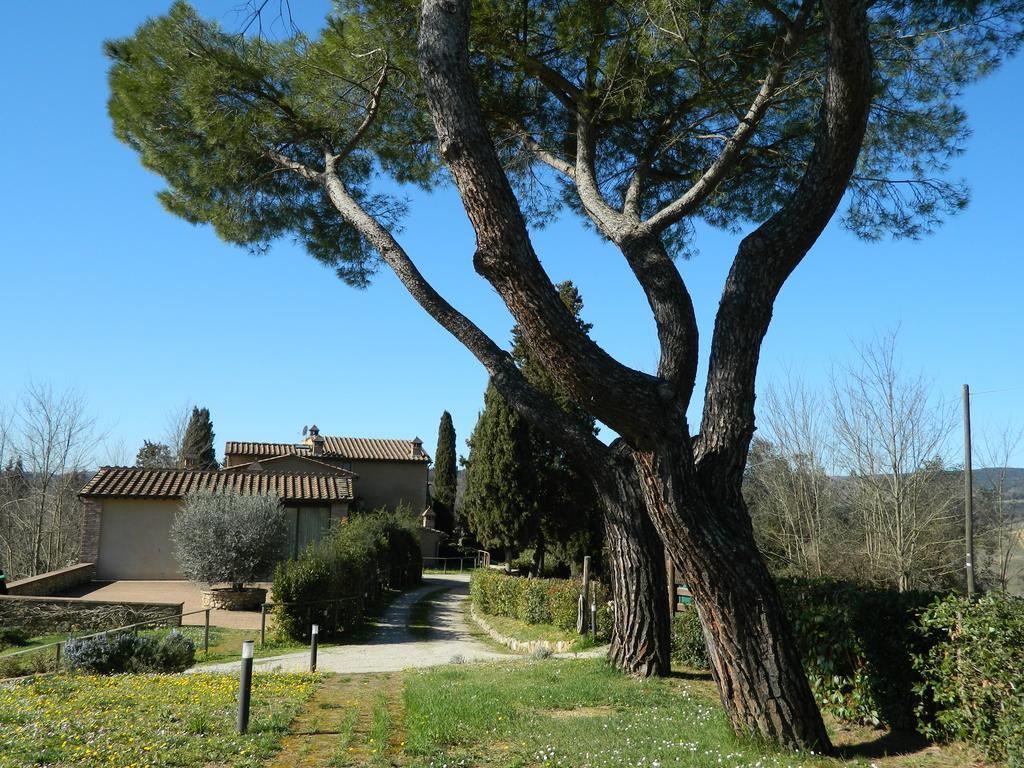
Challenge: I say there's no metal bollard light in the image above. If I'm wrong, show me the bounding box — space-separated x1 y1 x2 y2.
590 601 597 640
309 624 319 672
238 640 254 734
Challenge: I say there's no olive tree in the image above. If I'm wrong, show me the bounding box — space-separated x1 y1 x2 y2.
107 0 1023 751
171 490 288 589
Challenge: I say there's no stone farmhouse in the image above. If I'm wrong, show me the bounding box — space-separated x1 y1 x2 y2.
78 426 435 580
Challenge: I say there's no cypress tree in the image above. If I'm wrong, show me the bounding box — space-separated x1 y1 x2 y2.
180 407 218 470
432 411 457 533
463 281 602 573
462 384 538 568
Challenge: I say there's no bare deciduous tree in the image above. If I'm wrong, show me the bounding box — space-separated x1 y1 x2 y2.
832 333 959 592
748 377 838 577
0 383 101 579
977 424 1024 592
164 401 194 466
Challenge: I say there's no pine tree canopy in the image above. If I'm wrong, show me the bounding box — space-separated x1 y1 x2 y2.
106 1 1023 271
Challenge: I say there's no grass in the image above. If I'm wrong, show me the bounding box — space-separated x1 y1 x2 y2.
0 672 318 768
399 658 987 768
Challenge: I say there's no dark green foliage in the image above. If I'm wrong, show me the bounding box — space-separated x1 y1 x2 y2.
511 282 604 573
106 1 435 287
671 579 941 729
180 406 218 470
462 385 539 560
155 630 198 672
469 0 1023 247
463 282 603 572
780 579 940 730
915 593 1024 763
63 630 195 674
432 411 457 533
134 440 175 469
470 569 610 640
0 626 30 650
272 508 422 641
670 608 708 668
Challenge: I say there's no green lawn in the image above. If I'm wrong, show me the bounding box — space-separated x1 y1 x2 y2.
401 658 984 768
0 672 318 768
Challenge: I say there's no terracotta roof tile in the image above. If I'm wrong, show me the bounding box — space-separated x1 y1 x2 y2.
223 436 431 463
79 467 354 502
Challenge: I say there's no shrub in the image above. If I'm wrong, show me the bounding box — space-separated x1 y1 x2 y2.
273 508 422 641
0 626 31 650
914 593 1024 764
64 633 158 674
670 608 708 668
171 490 288 589
156 630 196 672
470 570 611 640
779 578 939 729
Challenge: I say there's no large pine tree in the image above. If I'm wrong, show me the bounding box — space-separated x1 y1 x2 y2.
431 411 457 533
180 407 218 470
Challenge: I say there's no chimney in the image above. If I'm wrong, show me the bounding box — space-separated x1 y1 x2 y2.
308 424 325 457
411 437 423 458
421 506 436 529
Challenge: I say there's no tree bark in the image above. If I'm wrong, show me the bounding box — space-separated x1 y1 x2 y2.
597 445 671 678
633 443 831 752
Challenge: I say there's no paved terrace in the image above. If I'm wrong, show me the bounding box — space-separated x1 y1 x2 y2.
61 580 269 630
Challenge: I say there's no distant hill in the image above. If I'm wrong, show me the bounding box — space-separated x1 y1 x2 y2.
974 467 1024 521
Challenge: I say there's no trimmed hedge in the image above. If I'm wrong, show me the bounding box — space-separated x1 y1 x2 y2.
670 579 940 730
780 578 940 730
470 569 611 641
670 606 707 668
273 510 422 641
915 593 1024 764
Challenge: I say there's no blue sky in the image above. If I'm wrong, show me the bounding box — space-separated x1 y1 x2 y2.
1 2 1022 467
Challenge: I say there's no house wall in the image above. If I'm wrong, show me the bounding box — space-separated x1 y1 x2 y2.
349 460 429 512
93 498 349 581
96 499 183 580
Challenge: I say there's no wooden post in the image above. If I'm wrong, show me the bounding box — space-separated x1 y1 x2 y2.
203 609 210 655
666 558 676 614
964 384 976 599
581 555 591 635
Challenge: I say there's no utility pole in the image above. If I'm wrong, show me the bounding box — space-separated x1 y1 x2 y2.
963 384 976 599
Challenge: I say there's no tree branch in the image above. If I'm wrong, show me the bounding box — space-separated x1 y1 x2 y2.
417 0 667 444
695 0 874 490
318 163 608 466
636 0 815 237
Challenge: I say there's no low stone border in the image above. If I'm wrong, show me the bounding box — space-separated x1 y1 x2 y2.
468 604 577 654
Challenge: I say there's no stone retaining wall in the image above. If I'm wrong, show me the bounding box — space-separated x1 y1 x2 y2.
7 563 96 597
469 604 577 654
0 595 184 635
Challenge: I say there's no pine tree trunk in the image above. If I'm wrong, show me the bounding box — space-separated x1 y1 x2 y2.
633 445 831 752
595 448 671 678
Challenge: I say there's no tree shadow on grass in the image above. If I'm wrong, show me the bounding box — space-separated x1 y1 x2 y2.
834 727 934 759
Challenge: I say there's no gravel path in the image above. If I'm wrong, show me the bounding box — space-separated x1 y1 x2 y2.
195 574 508 674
